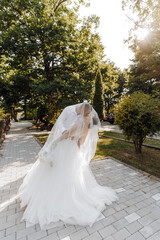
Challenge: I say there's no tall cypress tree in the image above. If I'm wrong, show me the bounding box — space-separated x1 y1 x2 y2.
93 69 104 120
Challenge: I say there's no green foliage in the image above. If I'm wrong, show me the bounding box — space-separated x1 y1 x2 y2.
115 92 160 153
93 69 104 120
122 0 160 95
0 108 10 119
101 62 126 113
0 0 104 121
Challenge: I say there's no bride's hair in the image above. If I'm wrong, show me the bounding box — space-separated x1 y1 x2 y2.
93 116 98 125
83 103 92 111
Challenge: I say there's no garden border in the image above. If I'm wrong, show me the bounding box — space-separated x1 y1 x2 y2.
100 134 160 151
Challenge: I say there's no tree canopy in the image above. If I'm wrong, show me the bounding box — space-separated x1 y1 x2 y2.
0 0 105 121
115 92 160 153
101 61 126 113
122 0 160 95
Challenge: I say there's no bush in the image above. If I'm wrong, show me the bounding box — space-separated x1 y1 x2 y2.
115 92 160 153
0 108 10 119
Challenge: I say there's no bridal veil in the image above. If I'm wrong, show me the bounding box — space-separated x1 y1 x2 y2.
37 102 100 165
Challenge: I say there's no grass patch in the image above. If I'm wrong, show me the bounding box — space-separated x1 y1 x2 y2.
95 135 160 178
100 131 160 148
35 134 49 145
35 133 160 178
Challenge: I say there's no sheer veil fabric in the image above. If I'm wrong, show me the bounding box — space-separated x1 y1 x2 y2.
18 102 118 229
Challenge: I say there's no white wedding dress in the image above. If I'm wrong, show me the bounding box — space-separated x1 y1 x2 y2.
18 103 118 229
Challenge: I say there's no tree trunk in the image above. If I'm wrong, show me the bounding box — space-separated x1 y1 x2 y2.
134 138 143 154
10 107 18 122
107 101 110 114
24 98 27 120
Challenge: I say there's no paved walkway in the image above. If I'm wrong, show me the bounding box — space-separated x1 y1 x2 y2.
0 121 160 240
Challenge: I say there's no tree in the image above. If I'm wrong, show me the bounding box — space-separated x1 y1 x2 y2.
101 62 126 113
127 31 160 94
93 69 104 120
0 0 104 121
122 0 160 95
115 92 160 153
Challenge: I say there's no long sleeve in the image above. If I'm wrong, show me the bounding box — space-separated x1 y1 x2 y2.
56 107 68 134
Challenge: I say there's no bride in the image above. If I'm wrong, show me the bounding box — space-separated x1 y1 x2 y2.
18 102 118 229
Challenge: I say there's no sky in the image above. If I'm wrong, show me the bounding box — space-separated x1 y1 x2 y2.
78 0 134 70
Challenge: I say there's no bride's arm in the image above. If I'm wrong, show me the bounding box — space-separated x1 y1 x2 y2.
59 123 78 140
52 122 78 145
53 116 90 146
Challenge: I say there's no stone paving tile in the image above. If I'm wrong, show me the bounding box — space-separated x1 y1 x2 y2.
100 215 117 228
147 230 160 240
98 225 116 238
85 221 103 234
57 226 77 239
27 229 47 240
0 121 160 240
70 228 89 240
139 219 160 238
126 231 145 240
103 237 114 240
125 213 141 223
112 218 130 231
41 232 59 240
112 228 131 240
83 231 102 240
125 220 143 234
152 193 160 201
138 214 155 227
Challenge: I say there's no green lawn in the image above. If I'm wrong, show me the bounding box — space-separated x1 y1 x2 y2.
95 135 160 178
100 131 160 148
35 134 49 145
35 132 160 178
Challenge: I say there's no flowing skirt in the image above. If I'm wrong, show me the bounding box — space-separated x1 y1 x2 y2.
18 138 118 229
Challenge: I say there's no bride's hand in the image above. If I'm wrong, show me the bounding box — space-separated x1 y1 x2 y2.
62 130 69 139
59 130 69 141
